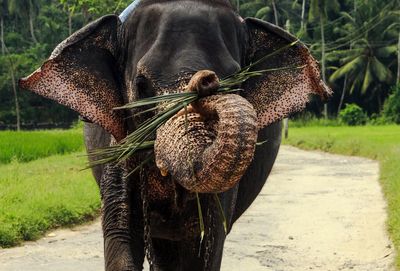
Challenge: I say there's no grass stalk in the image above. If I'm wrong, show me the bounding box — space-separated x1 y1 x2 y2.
88 42 301 166
214 193 227 234
196 192 205 254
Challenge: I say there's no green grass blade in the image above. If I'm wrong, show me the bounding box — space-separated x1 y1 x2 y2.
214 193 227 234
196 192 205 255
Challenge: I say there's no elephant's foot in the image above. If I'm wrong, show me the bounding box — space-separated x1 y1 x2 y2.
104 241 140 271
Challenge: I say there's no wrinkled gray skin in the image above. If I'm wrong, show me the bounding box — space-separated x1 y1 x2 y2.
20 0 330 270
85 121 281 271
85 2 282 269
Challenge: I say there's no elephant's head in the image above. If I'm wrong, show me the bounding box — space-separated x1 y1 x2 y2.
19 0 331 195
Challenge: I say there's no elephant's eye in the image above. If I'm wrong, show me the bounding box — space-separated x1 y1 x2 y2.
135 75 148 89
135 75 153 98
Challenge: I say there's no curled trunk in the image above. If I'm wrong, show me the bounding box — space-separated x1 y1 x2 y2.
155 94 258 193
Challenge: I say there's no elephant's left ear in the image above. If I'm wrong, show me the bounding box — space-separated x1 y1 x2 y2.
242 18 332 128
19 15 126 141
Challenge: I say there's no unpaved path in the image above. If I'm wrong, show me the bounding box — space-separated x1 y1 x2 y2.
0 146 395 271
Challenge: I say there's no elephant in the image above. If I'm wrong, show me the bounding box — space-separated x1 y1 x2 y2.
19 0 331 270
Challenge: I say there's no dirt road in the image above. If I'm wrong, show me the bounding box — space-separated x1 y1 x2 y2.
0 146 395 270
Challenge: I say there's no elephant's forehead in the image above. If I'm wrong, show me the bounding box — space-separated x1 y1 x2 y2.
135 0 234 12
131 2 242 76
132 1 242 49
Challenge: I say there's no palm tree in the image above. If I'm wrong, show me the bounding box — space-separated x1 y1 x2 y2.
397 30 400 84
300 0 306 32
308 0 340 118
336 0 356 116
328 1 398 110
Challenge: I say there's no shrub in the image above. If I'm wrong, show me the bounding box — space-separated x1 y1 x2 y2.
368 113 389 125
383 85 400 124
339 103 367 126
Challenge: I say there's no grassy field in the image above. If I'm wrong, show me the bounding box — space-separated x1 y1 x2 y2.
0 130 84 164
0 128 99 247
283 125 400 268
0 152 100 247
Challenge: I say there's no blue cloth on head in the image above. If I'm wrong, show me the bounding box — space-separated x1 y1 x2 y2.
119 0 141 22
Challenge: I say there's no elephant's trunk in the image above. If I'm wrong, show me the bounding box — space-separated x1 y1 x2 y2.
155 88 258 193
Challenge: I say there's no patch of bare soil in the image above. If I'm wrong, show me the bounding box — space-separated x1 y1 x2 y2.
0 146 395 271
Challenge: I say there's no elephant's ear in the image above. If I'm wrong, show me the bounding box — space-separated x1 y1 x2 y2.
242 18 332 128
19 15 126 141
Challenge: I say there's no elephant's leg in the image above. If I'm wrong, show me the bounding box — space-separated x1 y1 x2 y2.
176 196 227 271
150 238 179 271
101 164 144 271
83 122 111 186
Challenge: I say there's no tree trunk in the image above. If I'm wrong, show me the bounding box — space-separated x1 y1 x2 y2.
1 15 4 55
320 16 328 119
236 0 240 12
10 72 20 131
337 75 347 116
377 92 382 111
4 42 21 131
271 0 279 26
29 9 38 43
9 61 21 131
301 0 306 31
68 11 72 36
283 118 289 139
82 5 90 25
338 0 357 117
397 31 400 84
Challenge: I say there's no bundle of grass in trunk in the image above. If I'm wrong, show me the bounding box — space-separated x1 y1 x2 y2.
88 41 301 168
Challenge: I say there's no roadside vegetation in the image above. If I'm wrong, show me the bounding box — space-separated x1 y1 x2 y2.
0 129 84 164
0 127 99 248
0 0 398 268
1 0 398 129
283 125 400 268
0 151 99 247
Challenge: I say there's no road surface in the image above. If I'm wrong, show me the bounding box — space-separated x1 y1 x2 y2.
0 146 395 270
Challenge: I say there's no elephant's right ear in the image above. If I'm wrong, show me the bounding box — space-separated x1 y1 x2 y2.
242 18 332 128
19 15 126 141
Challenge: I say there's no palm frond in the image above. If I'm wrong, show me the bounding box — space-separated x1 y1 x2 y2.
371 57 393 83
329 55 365 82
376 45 397 58
361 61 373 94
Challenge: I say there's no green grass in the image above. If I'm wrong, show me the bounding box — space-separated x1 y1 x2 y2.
0 130 84 165
0 152 100 247
283 125 400 268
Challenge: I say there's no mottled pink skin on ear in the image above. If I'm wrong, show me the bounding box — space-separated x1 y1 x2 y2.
243 18 332 129
246 47 331 129
19 16 126 141
20 59 125 141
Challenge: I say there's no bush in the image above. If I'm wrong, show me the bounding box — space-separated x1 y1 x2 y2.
383 85 400 124
339 103 367 126
368 113 389 126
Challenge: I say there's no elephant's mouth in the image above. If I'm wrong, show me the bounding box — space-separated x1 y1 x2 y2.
153 71 259 194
